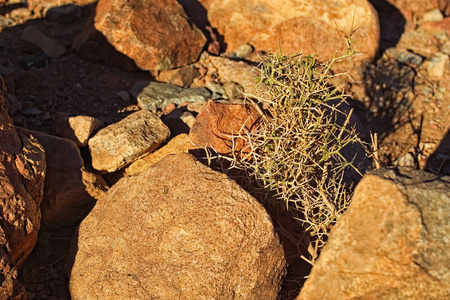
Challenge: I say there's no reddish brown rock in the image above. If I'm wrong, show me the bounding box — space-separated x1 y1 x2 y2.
94 0 207 71
88 110 170 174
199 0 379 77
297 168 450 300
0 76 45 298
69 153 286 299
72 11 139 71
188 100 261 155
24 130 108 229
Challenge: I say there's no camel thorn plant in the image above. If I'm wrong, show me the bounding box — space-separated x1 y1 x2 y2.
213 30 369 266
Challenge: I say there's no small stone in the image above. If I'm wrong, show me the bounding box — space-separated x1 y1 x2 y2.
116 90 130 102
129 81 150 100
205 81 226 100
397 31 440 57
439 40 450 55
88 110 170 173
156 65 200 87
21 26 65 59
385 48 423 66
230 43 254 59
20 108 42 116
0 15 12 28
45 4 81 24
137 82 211 111
424 52 449 80
56 115 104 147
421 8 444 23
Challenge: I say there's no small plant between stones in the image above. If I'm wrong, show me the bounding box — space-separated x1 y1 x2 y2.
223 32 367 266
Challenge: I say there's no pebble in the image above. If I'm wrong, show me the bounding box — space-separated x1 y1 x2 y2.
421 9 444 23
385 48 423 66
230 43 254 59
116 90 131 102
425 52 449 80
137 82 211 111
20 108 42 116
0 15 12 28
45 4 82 24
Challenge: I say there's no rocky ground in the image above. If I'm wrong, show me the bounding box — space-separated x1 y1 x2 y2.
0 0 449 299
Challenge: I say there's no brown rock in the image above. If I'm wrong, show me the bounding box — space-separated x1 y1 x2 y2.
21 26 65 59
24 130 108 229
69 153 286 299
124 133 190 176
189 100 261 155
396 30 440 57
94 0 207 71
0 75 46 268
297 168 450 300
156 65 200 87
72 11 139 71
199 0 379 77
208 55 260 95
56 115 103 147
387 0 439 21
88 110 170 173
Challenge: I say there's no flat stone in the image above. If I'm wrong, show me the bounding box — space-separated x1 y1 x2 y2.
385 47 423 66
69 153 286 299
94 0 206 71
21 26 65 59
88 110 170 174
397 30 440 58
137 82 211 111
297 168 450 299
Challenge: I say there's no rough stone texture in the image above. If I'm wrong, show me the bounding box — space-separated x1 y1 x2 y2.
69 153 286 299
199 0 379 77
156 65 200 87
25 130 108 229
137 81 211 111
88 110 170 173
21 26 66 59
396 30 440 57
189 100 261 155
387 0 439 21
94 0 207 71
297 167 450 300
124 133 190 176
56 115 103 147
208 56 260 95
0 76 46 269
72 11 139 71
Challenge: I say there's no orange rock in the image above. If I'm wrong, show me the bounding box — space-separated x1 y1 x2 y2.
94 0 206 71
188 100 261 155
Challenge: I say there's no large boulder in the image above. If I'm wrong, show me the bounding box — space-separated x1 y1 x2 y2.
0 77 45 267
297 167 450 299
69 153 286 299
88 110 170 174
198 0 379 76
94 0 207 71
24 130 108 229
0 76 45 297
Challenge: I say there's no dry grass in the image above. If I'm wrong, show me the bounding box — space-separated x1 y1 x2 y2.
220 37 367 265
